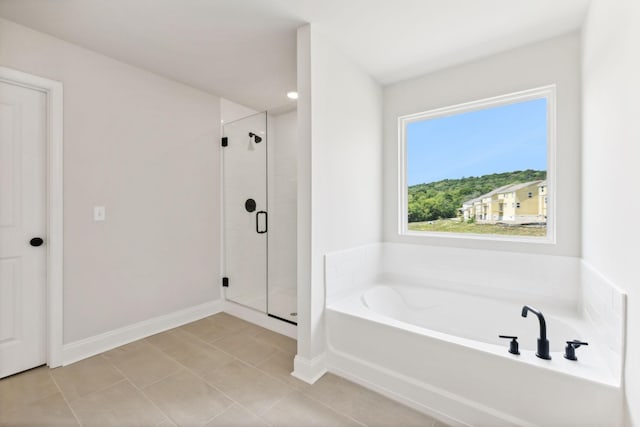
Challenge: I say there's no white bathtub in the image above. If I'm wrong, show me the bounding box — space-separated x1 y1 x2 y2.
327 282 620 426
324 244 624 427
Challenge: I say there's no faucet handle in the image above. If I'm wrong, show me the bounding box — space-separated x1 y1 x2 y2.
499 335 520 355
564 340 589 361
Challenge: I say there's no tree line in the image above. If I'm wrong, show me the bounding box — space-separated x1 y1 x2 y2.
408 169 547 222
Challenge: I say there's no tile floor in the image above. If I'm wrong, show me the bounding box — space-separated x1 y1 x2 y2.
0 313 448 427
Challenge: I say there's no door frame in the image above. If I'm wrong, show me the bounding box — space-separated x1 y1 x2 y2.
0 66 64 367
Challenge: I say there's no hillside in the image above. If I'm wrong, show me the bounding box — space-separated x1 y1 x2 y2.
408 169 547 222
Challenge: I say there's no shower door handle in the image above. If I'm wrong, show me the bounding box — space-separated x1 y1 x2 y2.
256 211 268 234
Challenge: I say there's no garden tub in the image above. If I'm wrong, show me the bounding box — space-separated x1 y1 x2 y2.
324 244 624 427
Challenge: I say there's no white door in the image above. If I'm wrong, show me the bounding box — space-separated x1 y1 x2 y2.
0 80 47 378
222 113 268 312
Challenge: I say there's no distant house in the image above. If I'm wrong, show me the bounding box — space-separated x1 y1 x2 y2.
462 180 547 224
498 180 545 223
461 197 479 222
538 181 548 219
476 184 515 222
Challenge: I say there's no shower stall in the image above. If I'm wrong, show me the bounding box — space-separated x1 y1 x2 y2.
222 111 297 325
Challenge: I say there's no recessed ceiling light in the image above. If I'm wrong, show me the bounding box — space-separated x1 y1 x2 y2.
287 91 299 100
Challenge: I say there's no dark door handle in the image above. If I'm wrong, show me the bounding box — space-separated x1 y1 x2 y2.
30 237 44 247
256 211 268 234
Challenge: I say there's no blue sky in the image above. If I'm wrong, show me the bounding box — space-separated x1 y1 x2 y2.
407 98 547 186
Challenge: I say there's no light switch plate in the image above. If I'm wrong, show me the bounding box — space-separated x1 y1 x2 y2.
93 206 106 221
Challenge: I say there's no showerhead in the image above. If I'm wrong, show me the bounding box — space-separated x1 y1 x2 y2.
249 132 262 143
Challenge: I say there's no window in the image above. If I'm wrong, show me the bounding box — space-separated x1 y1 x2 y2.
399 86 555 241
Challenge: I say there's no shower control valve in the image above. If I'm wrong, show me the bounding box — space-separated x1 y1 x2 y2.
499 335 520 355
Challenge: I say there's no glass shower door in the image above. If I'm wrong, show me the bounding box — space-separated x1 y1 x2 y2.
222 112 268 312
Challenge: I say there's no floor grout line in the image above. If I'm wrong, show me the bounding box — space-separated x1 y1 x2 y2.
69 377 129 401
146 319 304 426
0 374 61 415
105 361 178 426
55 358 131 401
47 369 84 427
137 368 185 391
294 388 369 427
182 324 293 372
143 330 274 425
103 342 184 387
174 322 290 380
177 324 237 348
155 317 374 426
4 313 444 427
257 386 298 418
164 317 371 426
298 375 442 427
196 401 273 427
197 404 234 427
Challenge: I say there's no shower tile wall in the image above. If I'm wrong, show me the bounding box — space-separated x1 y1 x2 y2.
268 110 298 323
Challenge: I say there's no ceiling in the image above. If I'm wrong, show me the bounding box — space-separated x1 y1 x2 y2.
0 0 590 111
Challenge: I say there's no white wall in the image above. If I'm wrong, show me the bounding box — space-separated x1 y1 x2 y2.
383 33 582 257
220 98 257 124
581 0 640 425
0 18 221 343
295 25 383 380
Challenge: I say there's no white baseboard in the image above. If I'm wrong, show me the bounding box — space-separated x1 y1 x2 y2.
326 349 533 427
292 353 327 384
62 300 223 365
223 300 297 339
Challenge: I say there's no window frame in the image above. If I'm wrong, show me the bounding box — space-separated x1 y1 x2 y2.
397 85 557 244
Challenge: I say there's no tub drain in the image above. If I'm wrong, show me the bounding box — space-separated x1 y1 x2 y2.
290 312 297 317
